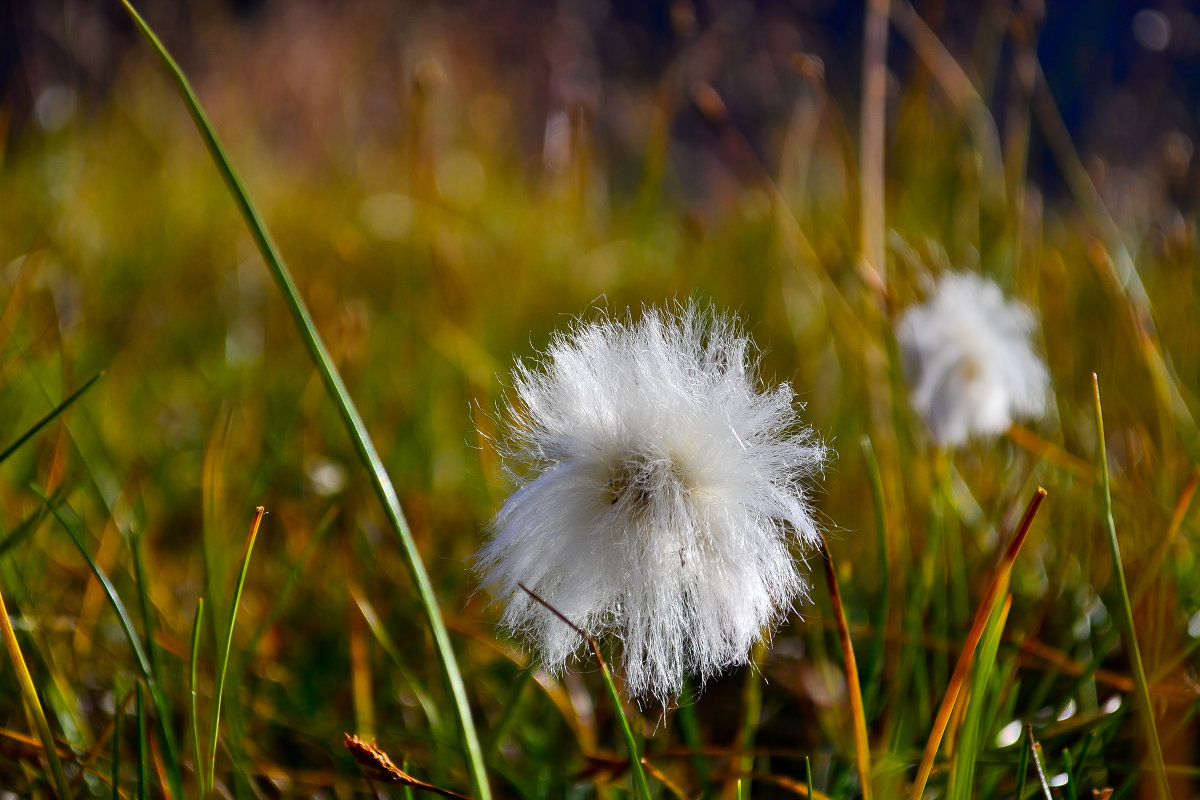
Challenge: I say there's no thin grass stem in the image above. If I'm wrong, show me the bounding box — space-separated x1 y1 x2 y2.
518 584 652 800
115 5 491 796
1029 739 1052 800
819 538 872 799
1015 725 1031 800
207 506 264 791
1091 374 1172 799
907 487 1046 800
190 598 204 799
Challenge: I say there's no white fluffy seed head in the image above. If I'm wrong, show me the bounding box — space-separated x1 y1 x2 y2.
896 272 1050 447
475 302 828 701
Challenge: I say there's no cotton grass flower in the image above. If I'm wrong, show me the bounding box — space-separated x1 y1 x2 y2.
476 303 828 701
896 272 1050 447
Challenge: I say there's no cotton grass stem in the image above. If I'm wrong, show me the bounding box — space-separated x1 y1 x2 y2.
906 487 1046 800
818 538 872 799
116 5 490 796
1091 374 1171 800
207 506 263 791
518 584 652 800
0 582 73 800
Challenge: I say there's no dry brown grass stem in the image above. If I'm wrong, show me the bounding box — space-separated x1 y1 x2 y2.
907 487 1047 800
819 537 873 800
344 734 473 800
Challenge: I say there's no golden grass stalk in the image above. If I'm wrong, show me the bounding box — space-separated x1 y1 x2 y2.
906 486 1047 800
818 538 872 800
0 582 74 799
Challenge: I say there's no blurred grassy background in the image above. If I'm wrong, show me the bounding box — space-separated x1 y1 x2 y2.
3 1 1200 797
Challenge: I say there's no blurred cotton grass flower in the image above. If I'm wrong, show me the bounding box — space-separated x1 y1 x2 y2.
475 302 829 701
896 272 1050 448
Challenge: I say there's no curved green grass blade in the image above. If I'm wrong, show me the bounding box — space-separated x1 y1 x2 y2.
353 592 443 736
208 507 263 790
0 581 74 799
115 4 491 797
37 489 184 799
0 371 103 465
1091 375 1171 800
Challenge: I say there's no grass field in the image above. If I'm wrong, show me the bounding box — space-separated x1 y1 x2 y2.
2 3 1199 798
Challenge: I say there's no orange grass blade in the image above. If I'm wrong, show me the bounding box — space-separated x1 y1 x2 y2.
906 487 1047 800
819 538 872 800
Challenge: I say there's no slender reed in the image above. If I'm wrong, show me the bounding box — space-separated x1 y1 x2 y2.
1091 375 1171 799
818 538 872 799
207 507 264 790
518 584 653 800
115 5 491 796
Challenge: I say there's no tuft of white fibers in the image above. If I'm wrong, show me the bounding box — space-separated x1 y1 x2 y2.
475 302 829 701
896 272 1050 447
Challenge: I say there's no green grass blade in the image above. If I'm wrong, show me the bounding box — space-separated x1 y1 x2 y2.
519 584 651 800
136 683 148 800
594 646 652 800
353 592 443 735
207 507 263 790
1091 374 1171 800
674 678 712 798
0 371 103 465
116 5 491 797
1015 726 1030 800
130 531 163 697
38 490 152 680
190 598 205 799
951 593 1011 799
0 581 74 799
38 489 184 799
